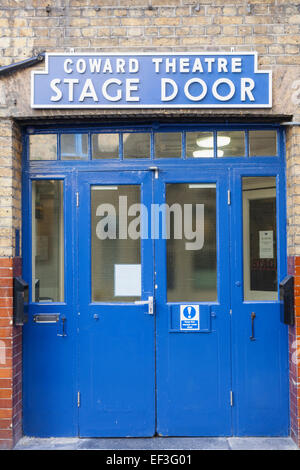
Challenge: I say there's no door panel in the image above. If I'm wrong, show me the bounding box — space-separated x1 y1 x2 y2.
155 170 232 436
23 165 289 438
78 171 155 437
23 174 77 437
231 169 289 436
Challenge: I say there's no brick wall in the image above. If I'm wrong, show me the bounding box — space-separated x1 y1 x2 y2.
0 119 22 449
286 125 300 446
0 258 22 449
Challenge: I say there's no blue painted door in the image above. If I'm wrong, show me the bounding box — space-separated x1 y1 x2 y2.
78 170 155 437
22 159 289 438
78 168 232 437
230 168 289 436
155 169 232 436
23 173 78 437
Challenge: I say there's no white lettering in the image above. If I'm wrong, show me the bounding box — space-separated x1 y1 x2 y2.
217 58 228 73
241 77 255 101
63 78 79 102
212 78 235 101
161 78 178 101
79 79 98 102
102 78 122 102
204 57 215 72
50 79 62 101
103 59 113 74
129 58 139 73
89 58 102 73
232 57 242 72
192 58 203 73
166 58 176 73
180 58 190 73
116 58 125 73
76 59 87 74
184 78 207 101
64 59 73 74
152 58 163 73
126 78 140 102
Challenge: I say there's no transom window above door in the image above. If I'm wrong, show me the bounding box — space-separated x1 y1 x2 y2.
28 129 279 161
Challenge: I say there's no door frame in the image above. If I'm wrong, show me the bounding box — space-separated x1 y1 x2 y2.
76 169 156 437
21 123 288 437
154 167 232 436
230 165 288 436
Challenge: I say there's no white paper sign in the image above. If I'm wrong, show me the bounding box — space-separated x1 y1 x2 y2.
114 264 141 297
259 231 274 259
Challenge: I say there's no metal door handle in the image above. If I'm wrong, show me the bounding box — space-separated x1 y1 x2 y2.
57 315 67 337
250 312 256 341
135 296 154 315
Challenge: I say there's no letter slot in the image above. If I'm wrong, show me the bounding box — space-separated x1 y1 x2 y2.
13 277 29 326
280 275 294 326
33 314 60 323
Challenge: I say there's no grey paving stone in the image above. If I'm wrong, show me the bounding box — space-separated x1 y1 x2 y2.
14 437 81 450
228 437 298 451
14 436 298 451
76 437 230 450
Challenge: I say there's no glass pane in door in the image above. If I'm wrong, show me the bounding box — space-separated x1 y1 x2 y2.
243 177 277 301
32 180 64 302
166 183 217 302
91 185 141 302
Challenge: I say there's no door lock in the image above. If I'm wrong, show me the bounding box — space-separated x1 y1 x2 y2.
135 296 154 315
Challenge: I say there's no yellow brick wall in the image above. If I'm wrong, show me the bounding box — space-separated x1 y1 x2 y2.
0 119 22 257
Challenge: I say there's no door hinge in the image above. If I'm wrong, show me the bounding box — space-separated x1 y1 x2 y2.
77 391 81 407
230 390 234 407
227 190 231 205
76 192 79 207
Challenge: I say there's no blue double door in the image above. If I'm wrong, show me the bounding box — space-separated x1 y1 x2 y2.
23 166 289 437
76 167 288 437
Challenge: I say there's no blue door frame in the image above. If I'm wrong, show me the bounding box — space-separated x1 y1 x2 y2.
22 123 289 437
230 167 289 435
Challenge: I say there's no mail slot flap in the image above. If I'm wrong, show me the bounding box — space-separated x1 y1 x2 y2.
280 275 294 326
33 314 60 323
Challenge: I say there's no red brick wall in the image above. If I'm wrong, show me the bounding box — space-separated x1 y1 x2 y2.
288 256 300 446
0 257 22 450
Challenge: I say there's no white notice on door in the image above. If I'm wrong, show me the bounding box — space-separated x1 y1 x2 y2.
114 264 141 297
259 231 274 259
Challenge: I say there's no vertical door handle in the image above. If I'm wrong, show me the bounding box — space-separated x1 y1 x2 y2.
134 296 154 315
250 312 256 341
57 315 67 337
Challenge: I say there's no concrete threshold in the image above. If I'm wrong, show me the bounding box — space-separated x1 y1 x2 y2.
14 436 298 451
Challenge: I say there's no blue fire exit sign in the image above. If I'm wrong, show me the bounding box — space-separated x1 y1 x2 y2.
31 52 271 109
